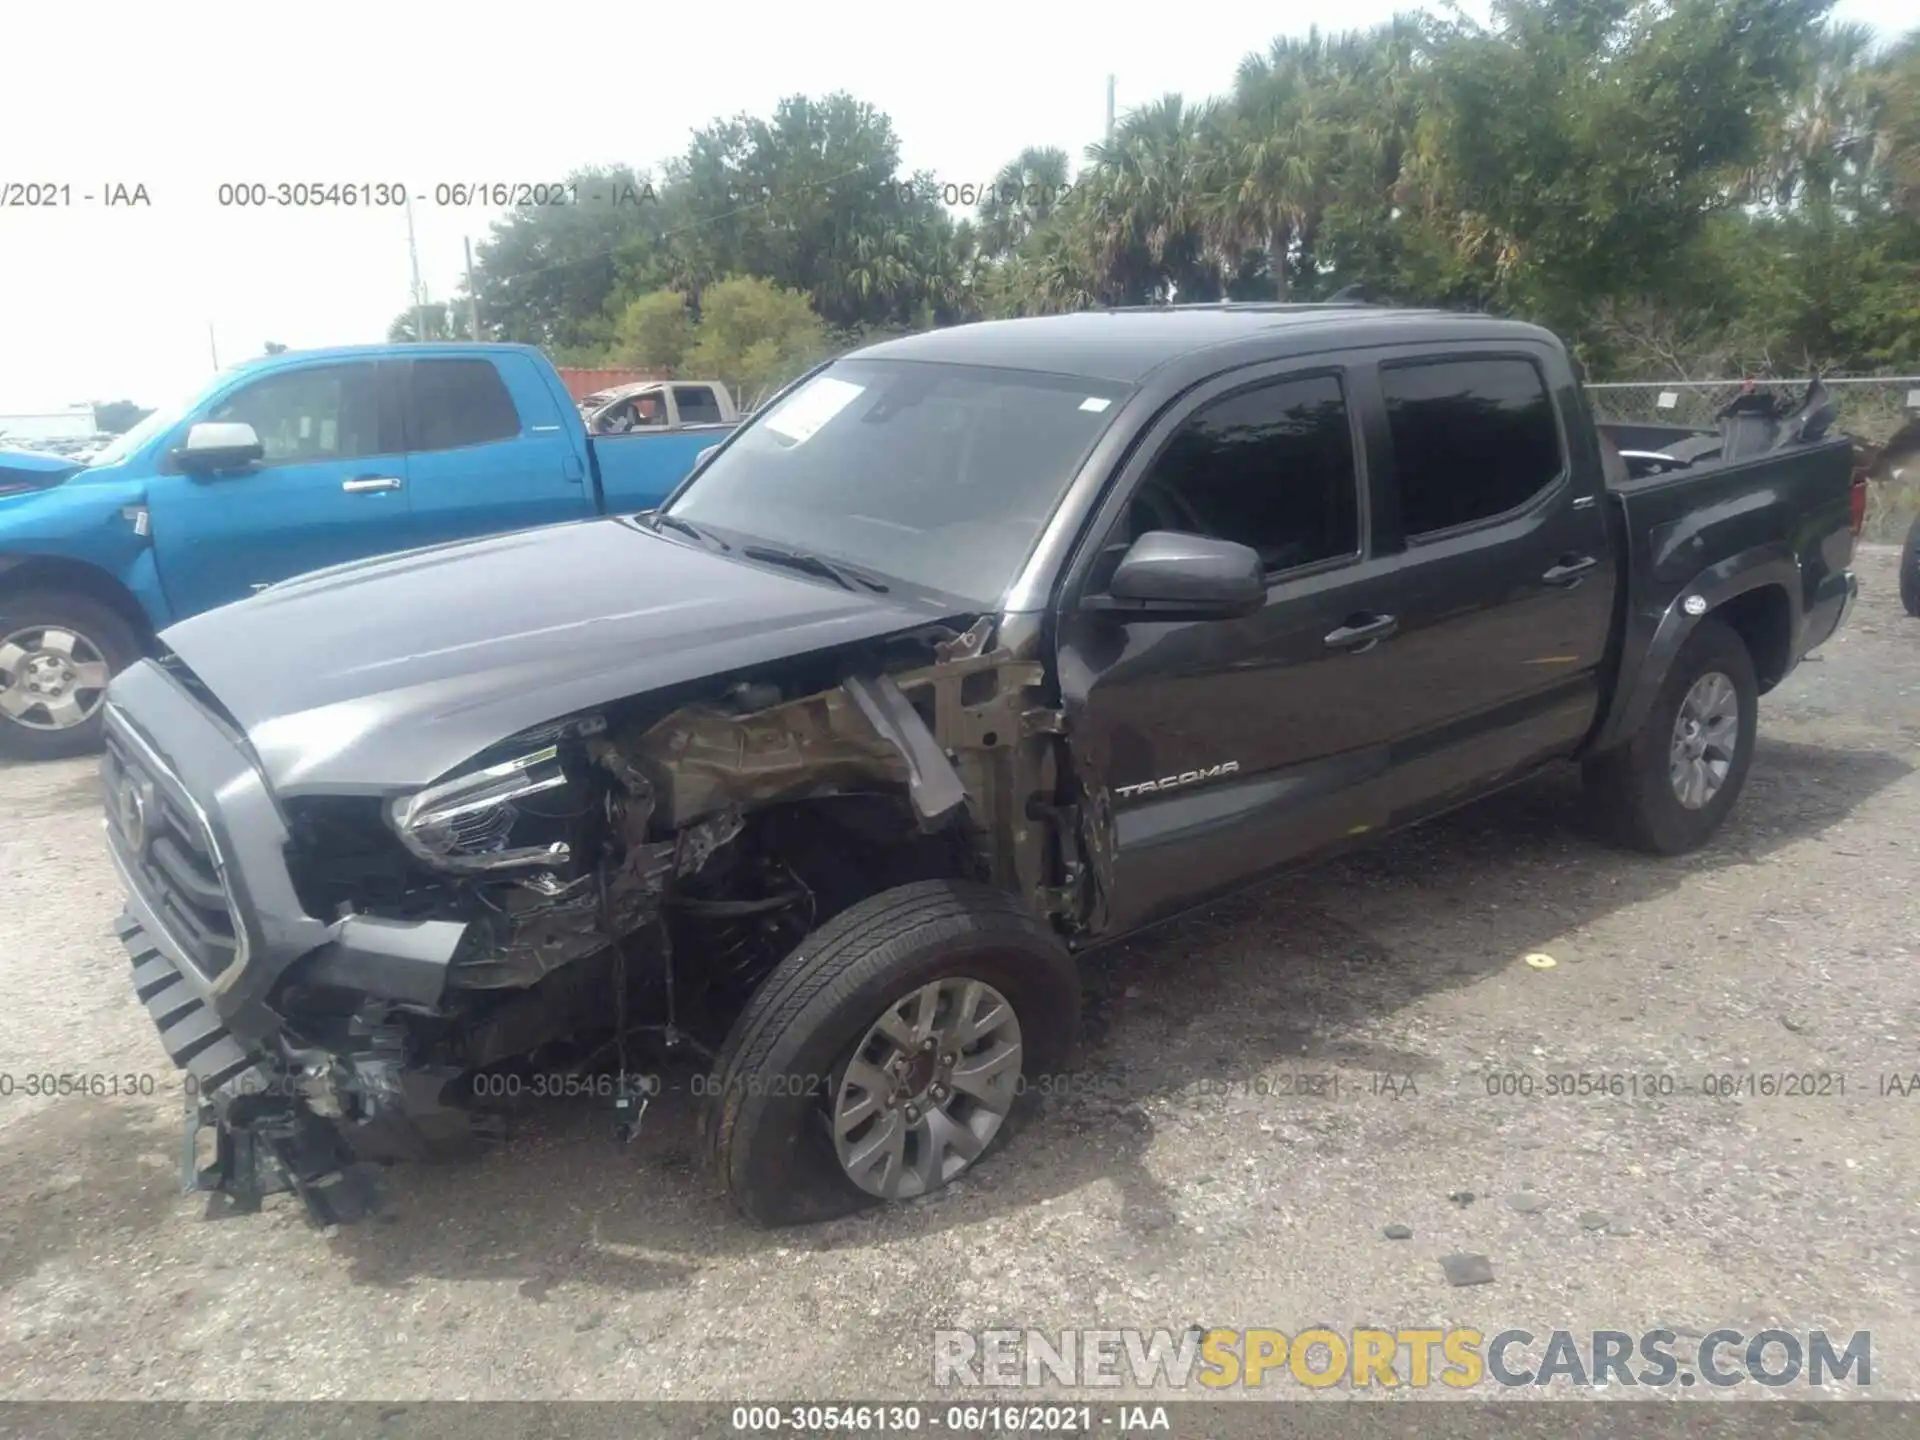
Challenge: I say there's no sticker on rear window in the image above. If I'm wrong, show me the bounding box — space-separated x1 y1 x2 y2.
1079 396 1112 412
1656 391 1678 409
762 377 865 445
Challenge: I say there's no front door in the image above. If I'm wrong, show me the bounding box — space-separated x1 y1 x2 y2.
148 359 411 617
1057 364 1414 933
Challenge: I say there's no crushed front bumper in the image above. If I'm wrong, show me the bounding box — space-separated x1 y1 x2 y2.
113 909 383 1224
101 660 475 1224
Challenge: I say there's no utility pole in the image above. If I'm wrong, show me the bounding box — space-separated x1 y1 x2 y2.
1106 75 1116 143
405 196 427 341
208 322 219 371
464 235 481 342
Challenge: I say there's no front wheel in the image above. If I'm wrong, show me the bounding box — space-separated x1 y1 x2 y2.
1583 616 1758 855
703 880 1081 1227
0 591 141 760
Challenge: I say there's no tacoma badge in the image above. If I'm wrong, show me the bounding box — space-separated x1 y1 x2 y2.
1113 761 1240 799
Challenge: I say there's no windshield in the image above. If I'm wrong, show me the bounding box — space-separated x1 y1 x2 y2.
85 377 220 469
665 359 1131 608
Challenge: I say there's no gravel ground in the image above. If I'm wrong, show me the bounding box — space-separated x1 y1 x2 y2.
1 545 1917 1410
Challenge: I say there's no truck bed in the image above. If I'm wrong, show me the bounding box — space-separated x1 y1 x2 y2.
1585 428 1858 754
589 423 736 513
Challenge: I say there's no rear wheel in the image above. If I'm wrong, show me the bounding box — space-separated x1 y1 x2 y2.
0 591 140 760
1899 512 1920 618
1583 616 1758 855
704 880 1080 1227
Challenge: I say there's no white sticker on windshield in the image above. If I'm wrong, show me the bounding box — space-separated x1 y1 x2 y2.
1079 396 1112 412
762 376 865 445
1656 391 1678 409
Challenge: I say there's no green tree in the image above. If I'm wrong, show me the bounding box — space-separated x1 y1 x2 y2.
386 301 472 342
682 275 830 405
612 290 697 370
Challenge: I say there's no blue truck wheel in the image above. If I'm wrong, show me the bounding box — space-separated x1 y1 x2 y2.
0 590 140 760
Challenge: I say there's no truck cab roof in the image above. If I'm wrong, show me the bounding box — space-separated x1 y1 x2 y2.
852 305 1562 384
220 341 550 377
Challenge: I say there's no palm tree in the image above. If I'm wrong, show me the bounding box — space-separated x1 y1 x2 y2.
1872 28 1920 216
1079 94 1226 304
977 147 1073 260
1205 23 1425 297
1760 22 1885 210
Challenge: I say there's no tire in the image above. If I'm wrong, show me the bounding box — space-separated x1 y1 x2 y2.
1900 512 1920 618
704 879 1081 1227
1583 616 1758 856
0 590 141 760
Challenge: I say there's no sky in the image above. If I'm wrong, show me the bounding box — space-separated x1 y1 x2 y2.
2 0 1911 417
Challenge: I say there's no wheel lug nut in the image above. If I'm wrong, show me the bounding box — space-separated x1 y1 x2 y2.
942 1053 955 1066
921 1038 935 1051
905 1105 920 1121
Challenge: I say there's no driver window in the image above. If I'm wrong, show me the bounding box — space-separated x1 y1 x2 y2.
1105 372 1361 583
207 363 382 466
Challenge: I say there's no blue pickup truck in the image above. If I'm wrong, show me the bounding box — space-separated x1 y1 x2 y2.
0 343 734 757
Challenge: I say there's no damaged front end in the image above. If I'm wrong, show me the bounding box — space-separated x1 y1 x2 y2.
111 617 1089 1224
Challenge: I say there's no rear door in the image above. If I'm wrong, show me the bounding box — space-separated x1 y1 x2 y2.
147 358 410 616
1360 349 1615 822
401 353 596 548
1058 362 1407 933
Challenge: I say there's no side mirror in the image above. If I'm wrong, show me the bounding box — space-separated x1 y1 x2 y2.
1085 530 1266 621
173 421 264 475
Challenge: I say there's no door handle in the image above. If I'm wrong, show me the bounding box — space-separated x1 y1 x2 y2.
342 476 403 493
1542 554 1599 586
1324 613 1398 651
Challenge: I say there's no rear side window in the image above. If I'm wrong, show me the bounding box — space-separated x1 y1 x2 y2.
1381 358 1563 537
1126 373 1359 575
673 385 723 424
408 359 521 452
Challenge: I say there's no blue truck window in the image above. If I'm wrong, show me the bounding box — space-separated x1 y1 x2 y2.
1381 357 1564 536
408 359 521 452
208 363 383 466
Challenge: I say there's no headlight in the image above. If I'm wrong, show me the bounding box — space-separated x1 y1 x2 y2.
387 745 573 872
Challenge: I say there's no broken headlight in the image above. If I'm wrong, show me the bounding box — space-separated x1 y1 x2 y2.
387 745 575 873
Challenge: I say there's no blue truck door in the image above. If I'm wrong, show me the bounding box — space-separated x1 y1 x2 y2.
401 353 597 548
145 358 413 618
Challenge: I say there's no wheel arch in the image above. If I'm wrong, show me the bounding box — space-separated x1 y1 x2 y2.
0 554 159 650
1587 547 1800 757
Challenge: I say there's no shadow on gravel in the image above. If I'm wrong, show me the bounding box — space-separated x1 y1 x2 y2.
0 1100 180 1289
322 737 1908 1291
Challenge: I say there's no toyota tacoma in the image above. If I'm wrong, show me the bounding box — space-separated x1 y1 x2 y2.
99 305 1861 1227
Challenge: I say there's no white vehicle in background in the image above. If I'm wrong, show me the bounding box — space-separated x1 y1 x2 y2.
579 380 739 434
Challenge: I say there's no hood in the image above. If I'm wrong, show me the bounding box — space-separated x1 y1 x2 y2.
155 517 958 795
0 447 85 492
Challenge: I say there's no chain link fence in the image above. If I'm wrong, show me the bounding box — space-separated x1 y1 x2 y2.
1587 378 1920 541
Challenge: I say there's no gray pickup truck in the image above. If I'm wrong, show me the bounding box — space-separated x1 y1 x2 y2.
99 304 1859 1228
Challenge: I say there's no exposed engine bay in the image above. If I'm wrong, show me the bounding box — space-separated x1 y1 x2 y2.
215 617 1086 1218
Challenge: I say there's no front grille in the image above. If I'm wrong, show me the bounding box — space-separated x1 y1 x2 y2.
103 729 241 979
